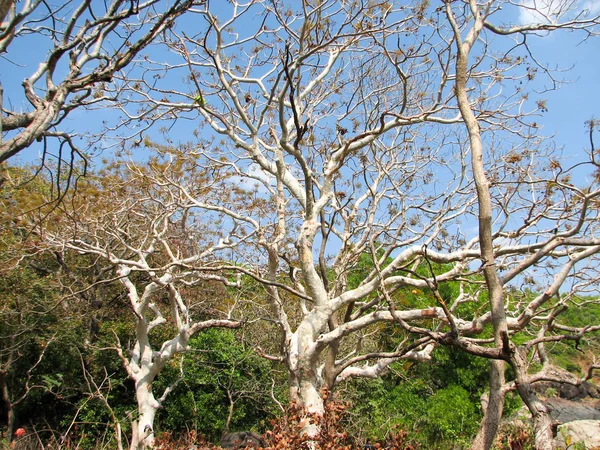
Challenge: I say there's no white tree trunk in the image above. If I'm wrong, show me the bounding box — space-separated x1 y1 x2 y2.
130 378 160 450
288 374 324 441
296 376 324 415
449 3 510 448
287 322 326 439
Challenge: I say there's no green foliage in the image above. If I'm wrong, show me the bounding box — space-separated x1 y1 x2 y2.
560 301 600 327
0 239 85 434
346 346 488 449
72 385 134 450
155 329 279 442
422 346 490 393
546 299 600 375
422 385 478 445
503 390 525 418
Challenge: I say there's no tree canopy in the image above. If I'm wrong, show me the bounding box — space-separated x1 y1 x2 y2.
2 1 600 449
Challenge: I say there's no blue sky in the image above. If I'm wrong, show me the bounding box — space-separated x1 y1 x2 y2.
496 0 600 161
526 32 599 159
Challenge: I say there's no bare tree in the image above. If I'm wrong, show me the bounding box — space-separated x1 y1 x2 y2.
40 161 246 449
63 0 600 447
446 2 599 448
0 0 202 179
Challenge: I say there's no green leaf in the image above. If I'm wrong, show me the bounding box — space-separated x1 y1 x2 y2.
194 93 206 107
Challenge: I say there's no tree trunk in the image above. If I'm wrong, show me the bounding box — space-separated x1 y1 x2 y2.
224 389 234 434
1 367 15 444
512 353 554 450
519 390 554 450
450 4 510 448
288 356 325 416
288 373 324 448
6 403 15 444
471 359 505 450
322 309 341 390
130 378 159 450
287 326 326 439
297 378 324 415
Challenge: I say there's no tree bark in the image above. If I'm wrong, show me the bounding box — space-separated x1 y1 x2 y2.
290 372 324 442
1 372 15 444
471 360 506 450
448 3 509 448
0 0 12 24
296 377 324 415
225 389 234 435
287 321 326 439
292 351 325 417
516 384 554 450
323 316 341 391
130 377 159 450
512 352 554 450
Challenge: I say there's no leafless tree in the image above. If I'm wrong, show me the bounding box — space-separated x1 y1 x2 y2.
0 0 202 193
58 0 600 448
41 161 246 450
447 2 599 448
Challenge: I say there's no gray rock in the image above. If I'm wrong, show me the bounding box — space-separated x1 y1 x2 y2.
582 382 600 399
560 382 600 400
220 431 264 449
545 398 600 424
554 420 600 449
560 383 581 400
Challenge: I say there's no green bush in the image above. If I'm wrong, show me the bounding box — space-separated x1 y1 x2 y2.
155 329 279 442
344 346 487 449
421 385 478 446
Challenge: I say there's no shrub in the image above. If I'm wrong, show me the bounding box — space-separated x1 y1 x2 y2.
421 385 478 447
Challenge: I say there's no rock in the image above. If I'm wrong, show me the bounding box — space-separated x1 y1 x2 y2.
582 382 600 399
554 420 600 449
560 382 600 400
545 398 600 424
220 431 264 449
560 384 581 400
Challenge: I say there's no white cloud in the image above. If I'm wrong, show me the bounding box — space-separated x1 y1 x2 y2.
229 163 275 194
518 0 600 24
